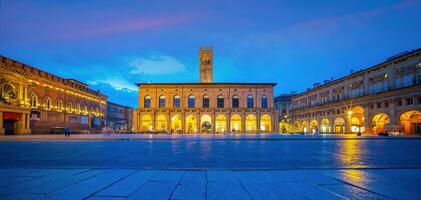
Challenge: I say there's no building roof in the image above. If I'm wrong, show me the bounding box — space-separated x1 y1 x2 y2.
135 82 277 87
291 48 421 98
107 101 133 109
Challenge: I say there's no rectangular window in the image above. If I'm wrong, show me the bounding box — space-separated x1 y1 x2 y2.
232 98 239 108
402 74 414 87
144 99 151 108
353 88 359 97
262 98 268 108
159 98 165 108
188 98 195 108
397 100 402 106
406 98 414 105
217 98 224 108
203 98 209 108
371 82 382 93
377 103 382 108
247 97 253 108
395 78 402 89
173 98 180 108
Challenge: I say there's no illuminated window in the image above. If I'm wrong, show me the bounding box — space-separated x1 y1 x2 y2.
188 95 195 108
203 95 209 108
144 96 151 108
76 103 81 114
217 95 224 108
247 95 254 108
57 99 63 111
159 96 166 108
261 95 268 108
232 95 239 108
83 105 88 114
43 97 52 110
173 96 180 108
67 103 72 113
30 94 38 108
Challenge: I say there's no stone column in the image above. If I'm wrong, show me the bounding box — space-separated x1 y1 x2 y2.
212 112 216 134
256 112 261 133
167 111 171 133
241 113 246 133
389 101 397 125
0 111 4 135
329 116 334 133
181 111 185 134
227 112 231 134
196 112 200 134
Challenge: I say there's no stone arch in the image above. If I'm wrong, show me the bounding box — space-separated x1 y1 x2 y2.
399 110 421 135
200 114 212 133
230 114 242 133
310 119 318 133
245 114 257 133
170 114 182 133
156 114 168 132
141 114 153 132
260 114 272 133
320 118 330 133
333 117 345 134
215 114 227 133
185 114 197 134
371 113 390 134
302 121 309 133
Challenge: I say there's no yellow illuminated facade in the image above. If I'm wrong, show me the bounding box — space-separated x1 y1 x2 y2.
289 49 421 135
0 55 107 135
133 48 278 134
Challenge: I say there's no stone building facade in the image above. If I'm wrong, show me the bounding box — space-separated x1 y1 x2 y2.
0 55 107 135
133 48 278 134
106 101 133 131
289 49 421 135
274 94 294 133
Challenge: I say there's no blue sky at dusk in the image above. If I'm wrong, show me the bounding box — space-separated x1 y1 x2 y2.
1 0 421 108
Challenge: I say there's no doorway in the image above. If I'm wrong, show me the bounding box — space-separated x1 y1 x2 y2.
4 120 15 135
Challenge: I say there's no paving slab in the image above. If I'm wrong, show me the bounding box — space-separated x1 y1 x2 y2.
46 169 134 200
95 170 159 197
170 171 206 200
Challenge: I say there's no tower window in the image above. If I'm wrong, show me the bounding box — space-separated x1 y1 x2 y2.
188 95 195 108
203 95 209 108
217 95 224 108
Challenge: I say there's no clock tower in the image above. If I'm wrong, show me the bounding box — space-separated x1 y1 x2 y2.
199 47 213 83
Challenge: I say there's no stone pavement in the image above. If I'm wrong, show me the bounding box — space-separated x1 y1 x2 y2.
0 168 420 200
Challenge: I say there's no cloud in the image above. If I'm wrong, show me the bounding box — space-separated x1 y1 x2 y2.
129 55 186 75
88 77 138 93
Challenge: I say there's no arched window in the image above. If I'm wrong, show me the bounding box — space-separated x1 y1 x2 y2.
83 105 88 115
30 94 38 108
67 103 72 113
173 95 180 108
247 95 254 108
144 96 151 108
43 97 52 110
1 84 16 100
188 95 195 108
76 103 81 114
203 95 209 108
232 95 239 108
159 96 166 108
261 95 268 108
217 95 224 108
56 99 63 111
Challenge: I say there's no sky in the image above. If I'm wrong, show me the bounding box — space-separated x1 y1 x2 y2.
1 0 421 108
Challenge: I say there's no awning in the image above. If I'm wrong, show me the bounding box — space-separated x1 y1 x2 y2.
3 112 22 120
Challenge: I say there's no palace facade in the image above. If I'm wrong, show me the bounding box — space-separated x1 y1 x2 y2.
133 48 278 133
0 55 107 135
289 49 421 135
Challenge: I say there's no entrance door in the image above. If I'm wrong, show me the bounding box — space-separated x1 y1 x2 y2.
4 120 15 135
